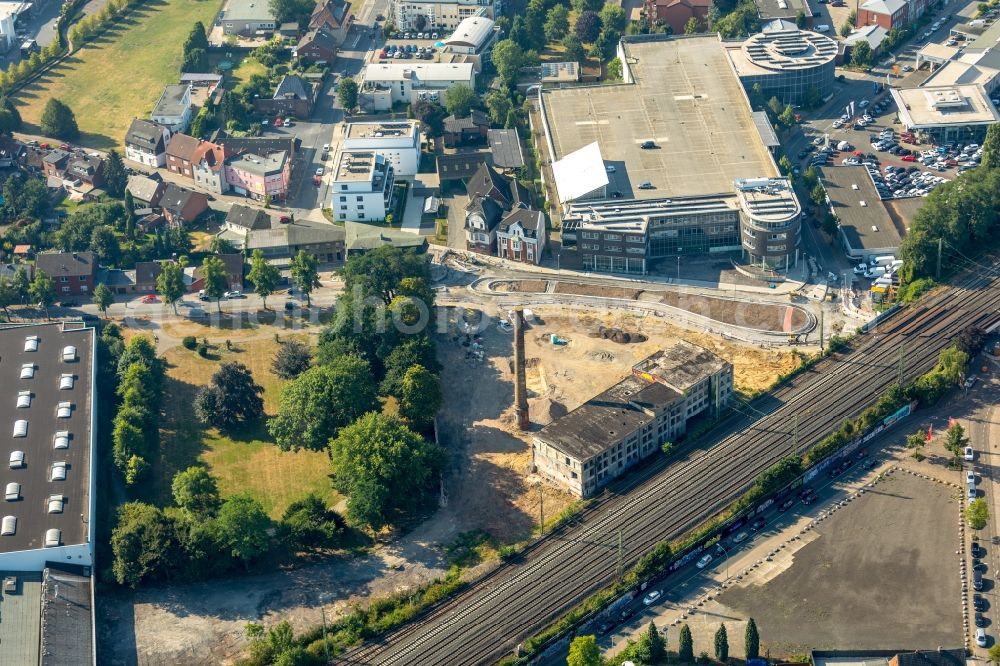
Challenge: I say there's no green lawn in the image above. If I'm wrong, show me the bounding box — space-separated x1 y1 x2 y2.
14 0 220 149
153 335 340 519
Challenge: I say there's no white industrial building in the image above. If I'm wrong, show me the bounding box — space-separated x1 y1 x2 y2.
391 0 496 31
342 120 421 176
360 62 476 111
330 150 396 222
442 15 498 56
0 322 97 665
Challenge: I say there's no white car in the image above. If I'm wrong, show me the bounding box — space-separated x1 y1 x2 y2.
643 590 662 605
968 470 977 485
859 99 870 108
315 167 324 177
224 290 243 299
322 144 330 153
965 447 975 461
696 553 714 569
976 628 987 647
733 531 749 544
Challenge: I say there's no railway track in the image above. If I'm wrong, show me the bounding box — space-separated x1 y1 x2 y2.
340 265 1000 666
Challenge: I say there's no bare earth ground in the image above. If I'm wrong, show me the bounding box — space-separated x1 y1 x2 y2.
100 307 798 665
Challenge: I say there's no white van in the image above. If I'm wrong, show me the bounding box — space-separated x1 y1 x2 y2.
815 24 831 32
968 482 977 500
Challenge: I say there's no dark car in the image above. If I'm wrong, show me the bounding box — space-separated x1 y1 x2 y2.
975 594 988 611
977 612 987 627
973 542 985 558
750 517 766 531
863 457 876 470
801 493 816 505
284 300 295 311
640 140 656 149
778 498 795 512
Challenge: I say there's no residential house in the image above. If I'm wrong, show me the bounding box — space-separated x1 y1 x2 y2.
124 119 171 167
329 150 395 222
296 26 338 65
191 139 228 194
179 73 224 107
463 162 532 256
165 133 203 178
487 128 525 171
844 25 888 57
35 251 97 295
41 149 70 180
644 0 710 34
159 183 209 226
151 84 194 133
309 0 353 44
64 153 104 189
222 0 277 35
344 221 427 255
342 120 421 176
12 244 31 259
278 21 300 38
240 223 346 263
436 151 490 181
857 0 908 30
189 253 244 291
224 204 272 235
133 261 163 292
253 75 317 119
126 174 166 207
443 109 490 147
496 208 546 264
225 151 291 201
0 135 22 167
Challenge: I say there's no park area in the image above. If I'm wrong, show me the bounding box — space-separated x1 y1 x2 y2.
14 0 219 148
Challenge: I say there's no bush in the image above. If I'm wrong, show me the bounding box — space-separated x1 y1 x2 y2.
197 343 209 357
182 336 197 350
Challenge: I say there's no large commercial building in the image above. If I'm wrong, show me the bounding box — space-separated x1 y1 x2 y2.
540 34 801 272
390 0 495 31
724 22 837 105
0 322 97 665
342 120 421 176
890 84 1000 144
533 342 732 497
330 150 396 222
820 165 903 259
359 62 476 111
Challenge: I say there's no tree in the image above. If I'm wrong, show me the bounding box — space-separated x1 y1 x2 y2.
200 255 229 313
0 95 22 134
12 266 28 304
684 15 701 33
215 494 272 565
398 364 441 431
483 89 514 126
491 39 527 87
566 635 602 666
337 76 358 112
606 58 623 80
591 29 619 61
104 149 127 197
268 358 379 452
184 21 209 53
803 84 823 109
412 98 446 136
779 155 794 175
156 259 187 314
0 276 16 317
272 339 312 379
281 494 343 550
779 104 796 127
810 182 826 207
89 225 121 265
39 98 79 140
329 412 445 529
851 40 873 67
988 644 1000 664
571 0 602 12
172 466 221 516
840 20 853 37
545 4 570 41
982 123 1000 170
795 9 806 27
767 95 783 116
967 498 990 530
562 33 587 64
678 623 694 662
247 248 280 309
111 502 179 587
339 245 432 305
745 618 760 660
576 10 602 42
289 250 320 306
92 283 113 317
714 623 729 662
29 269 54 314
946 422 969 456
600 3 628 32
803 165 819 187
647 622 667 662
268 0 313 24
195 362 264 430
443 83 475 118
183 48 209 74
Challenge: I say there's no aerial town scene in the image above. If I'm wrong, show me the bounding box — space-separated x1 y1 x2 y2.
0 0 997 660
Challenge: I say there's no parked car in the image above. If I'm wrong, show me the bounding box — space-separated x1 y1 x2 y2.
750 517 766 531
638 182 655 189
976 628 987 647
140 294 158 304
733 531 749 544
975 594 988 611
696 553 713 569
640 140 656 149
643 590 662 605
966 446 975 461
224 290 244 299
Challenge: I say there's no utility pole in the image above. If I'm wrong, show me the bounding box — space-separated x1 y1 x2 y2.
898 345 905 385
321 608 330 662
538 484 544 535
819 309 825 352
616 528 624 581
792 414 799 456
936 238 943 279
715 377 721 419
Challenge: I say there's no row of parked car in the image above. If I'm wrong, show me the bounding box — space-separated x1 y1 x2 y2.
393 31 440 40
871 163 949 200
380 43 436 60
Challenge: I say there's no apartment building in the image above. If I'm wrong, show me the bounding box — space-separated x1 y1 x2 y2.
342 120 421 176
225 151 291 201
360 62 475 111
391 0 495 31
330 150 396 222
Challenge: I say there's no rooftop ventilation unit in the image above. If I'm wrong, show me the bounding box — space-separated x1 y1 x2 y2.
1 516 15 536
57 402 72 419
47 495 64 514
5 483 19 501
9 451 24 468
59 374 74 390
44 528 61 547
13 420 27 438
20 363 35 379
24 336 39 352
62 345 76 362
15 391 30 408
54 431 70 449
50 461 67 482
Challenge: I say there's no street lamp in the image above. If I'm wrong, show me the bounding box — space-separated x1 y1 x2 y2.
716 542 731 581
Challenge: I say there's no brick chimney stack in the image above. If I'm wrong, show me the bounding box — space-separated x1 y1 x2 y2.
513 307 529 430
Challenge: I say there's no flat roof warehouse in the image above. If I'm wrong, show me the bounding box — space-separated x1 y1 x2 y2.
539 34 778 202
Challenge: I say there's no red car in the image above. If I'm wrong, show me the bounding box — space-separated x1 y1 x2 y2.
60 143 71 151
141 294 158 303
274 117 284 127
901 154 917 162
39 142 50 150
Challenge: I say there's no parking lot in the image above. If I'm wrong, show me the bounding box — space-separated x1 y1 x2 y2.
373 32 445 63
718 470 961 653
